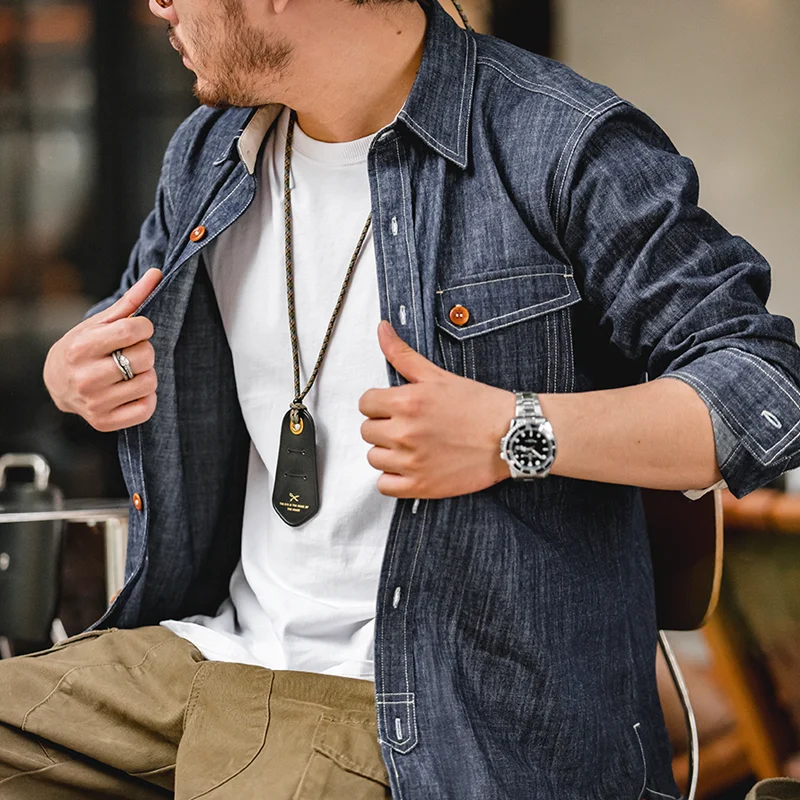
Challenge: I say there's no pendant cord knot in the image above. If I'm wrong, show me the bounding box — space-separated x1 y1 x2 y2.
290 401 307 426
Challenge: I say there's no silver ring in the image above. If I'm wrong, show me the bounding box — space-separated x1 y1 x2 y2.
112 350 135 381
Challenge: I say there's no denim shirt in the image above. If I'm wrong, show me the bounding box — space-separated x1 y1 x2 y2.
87 4 800 798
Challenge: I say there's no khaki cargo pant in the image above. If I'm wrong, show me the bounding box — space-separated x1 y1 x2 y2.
0 626 391 799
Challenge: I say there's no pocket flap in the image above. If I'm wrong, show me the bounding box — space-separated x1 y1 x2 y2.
435 264 581 341
312 712 390 787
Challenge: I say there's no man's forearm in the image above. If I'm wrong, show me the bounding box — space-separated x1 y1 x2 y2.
539 377 722 491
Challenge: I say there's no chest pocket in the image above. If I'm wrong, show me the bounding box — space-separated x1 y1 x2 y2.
434 264 581 394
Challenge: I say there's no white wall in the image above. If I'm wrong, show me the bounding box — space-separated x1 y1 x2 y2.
555 0 800 324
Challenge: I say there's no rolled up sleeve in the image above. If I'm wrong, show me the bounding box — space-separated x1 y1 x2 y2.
559 101 800 498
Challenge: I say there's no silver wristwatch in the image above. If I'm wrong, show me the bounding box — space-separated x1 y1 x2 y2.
500 392 557 480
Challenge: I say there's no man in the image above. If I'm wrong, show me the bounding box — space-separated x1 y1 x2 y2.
2 0 799 797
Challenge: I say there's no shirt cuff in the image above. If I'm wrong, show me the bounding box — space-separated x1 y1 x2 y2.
662 348 800 498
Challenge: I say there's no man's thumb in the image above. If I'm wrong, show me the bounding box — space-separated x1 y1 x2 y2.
378 320 440 383
96 269 163 323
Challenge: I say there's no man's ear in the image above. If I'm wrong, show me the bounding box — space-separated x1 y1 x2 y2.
272 0 290 14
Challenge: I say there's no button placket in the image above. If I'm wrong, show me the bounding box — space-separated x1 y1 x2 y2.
370 134 425 366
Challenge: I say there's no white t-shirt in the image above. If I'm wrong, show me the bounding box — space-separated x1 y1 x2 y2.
161 108 395 681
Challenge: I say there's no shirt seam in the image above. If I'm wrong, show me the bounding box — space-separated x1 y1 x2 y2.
476 56 593 115
553 96 626 229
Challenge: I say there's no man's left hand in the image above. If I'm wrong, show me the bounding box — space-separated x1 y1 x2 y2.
359 321 515 499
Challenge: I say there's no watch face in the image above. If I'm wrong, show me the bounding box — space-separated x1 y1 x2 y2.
506 423 555 475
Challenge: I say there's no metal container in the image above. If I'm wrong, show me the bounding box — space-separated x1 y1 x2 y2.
0 454 64 643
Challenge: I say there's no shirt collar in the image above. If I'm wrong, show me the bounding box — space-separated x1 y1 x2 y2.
397 0 477 170
235 1 477 174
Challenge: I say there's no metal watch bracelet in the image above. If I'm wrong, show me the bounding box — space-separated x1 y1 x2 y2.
516 391 543 420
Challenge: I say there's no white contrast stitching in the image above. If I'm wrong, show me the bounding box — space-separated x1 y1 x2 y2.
395 140 421 352
729 349 800 412
439 279 576 333
477 57 592 114
205 173 248 223
397 30 474 164
546 311 552 392
566 306 575 393
373 149 394 328
442 270 572 292
646 788 682 800
378 502 406 693
440 295 583 341
669 366 800 462
555 97 624 225
123 429 134 485
455 31 471 158
663 362 800 456
438 332 452 373
468 337 476 380
633 723 646 800
402 501 428 696
460 33 476 160
548 95 623 217
554 313 561 392
399 115 460 159
388 750 404 800
162 145 176 221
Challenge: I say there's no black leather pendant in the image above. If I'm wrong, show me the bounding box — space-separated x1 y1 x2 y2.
272 408 320 527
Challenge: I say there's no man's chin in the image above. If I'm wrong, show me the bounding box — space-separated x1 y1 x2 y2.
192 81 233 110
192 81 259 110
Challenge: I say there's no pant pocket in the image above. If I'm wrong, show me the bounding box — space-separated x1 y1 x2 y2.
176 662 273 800
293 713 390 800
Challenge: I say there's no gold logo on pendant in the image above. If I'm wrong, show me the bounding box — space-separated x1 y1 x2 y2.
279 491 310 514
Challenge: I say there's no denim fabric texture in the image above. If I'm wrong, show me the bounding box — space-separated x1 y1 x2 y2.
84 3 800 798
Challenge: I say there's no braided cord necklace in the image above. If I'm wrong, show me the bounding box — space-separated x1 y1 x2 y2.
272 111 373 527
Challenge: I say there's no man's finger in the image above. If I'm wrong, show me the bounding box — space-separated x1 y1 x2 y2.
376 472 416 499
359 387 397 418
95 268 163 324
360 419 395 448
87 316 155 358
366 446 404 475
378 321 441 384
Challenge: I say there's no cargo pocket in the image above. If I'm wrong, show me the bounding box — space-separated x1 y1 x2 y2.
293 712 391 800
434 263 581 394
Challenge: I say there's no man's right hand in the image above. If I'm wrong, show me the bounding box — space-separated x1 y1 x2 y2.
43 269 163 433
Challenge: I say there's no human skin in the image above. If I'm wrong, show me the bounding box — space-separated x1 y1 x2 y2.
43 0 722 498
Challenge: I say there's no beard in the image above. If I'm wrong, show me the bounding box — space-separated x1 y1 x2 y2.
170 0 292 109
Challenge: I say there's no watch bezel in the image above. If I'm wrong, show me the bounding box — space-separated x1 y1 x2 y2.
500 416 557 479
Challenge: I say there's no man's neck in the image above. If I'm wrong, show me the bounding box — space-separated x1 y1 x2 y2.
284 3 428 143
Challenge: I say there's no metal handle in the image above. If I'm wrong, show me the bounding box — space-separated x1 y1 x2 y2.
0 453 51 492
659 631 699 800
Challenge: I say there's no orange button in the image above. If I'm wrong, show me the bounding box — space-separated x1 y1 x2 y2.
449 305 470 326
132 493 143 512
189 225 207 243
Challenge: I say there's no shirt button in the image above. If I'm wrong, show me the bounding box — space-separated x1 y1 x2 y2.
132 493 144 512
449 305 470 326
189 225 207 243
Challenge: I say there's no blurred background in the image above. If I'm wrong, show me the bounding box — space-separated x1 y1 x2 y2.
0 0 798 797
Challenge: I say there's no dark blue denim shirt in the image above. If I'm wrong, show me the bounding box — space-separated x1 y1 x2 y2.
87 4 800 798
